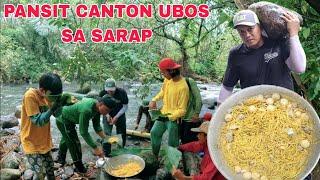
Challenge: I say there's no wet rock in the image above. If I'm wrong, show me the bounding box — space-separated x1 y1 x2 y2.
0 168 21 180
1 152 20 169
85 91 99 99
61 174 68 180
14 105 22 119
64 166 74 177
54 167 64 177
202 93 217 106
23 169 34 180
0 114 19 129
75 84 91 94
2 127 20 135
0 129 14 137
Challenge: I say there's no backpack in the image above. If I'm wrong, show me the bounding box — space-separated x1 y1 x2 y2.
185 77 202 118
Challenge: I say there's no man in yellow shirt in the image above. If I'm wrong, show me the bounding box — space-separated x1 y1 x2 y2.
20 73 63 180
149 58 189 156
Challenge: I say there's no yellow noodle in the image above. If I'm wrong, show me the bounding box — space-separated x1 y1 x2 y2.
109 161 141 177
218 94 316 179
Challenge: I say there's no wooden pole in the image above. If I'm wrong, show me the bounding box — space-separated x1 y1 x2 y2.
126 129 151 139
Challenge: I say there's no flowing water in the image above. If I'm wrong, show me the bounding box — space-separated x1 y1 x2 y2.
0 81 222 162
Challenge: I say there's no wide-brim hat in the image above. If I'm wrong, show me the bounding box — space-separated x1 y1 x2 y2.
191 121 209 134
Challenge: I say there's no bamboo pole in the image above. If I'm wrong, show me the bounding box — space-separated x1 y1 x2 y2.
126 129 150 139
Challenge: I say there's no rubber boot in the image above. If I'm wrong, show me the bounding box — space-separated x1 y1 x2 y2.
55 150 66 166
74 161 87 173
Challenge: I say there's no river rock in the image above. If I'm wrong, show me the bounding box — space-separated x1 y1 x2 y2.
64 166 74 177
14 105 22 119
75 84 91 94
1 152 20 169
85 91 99 99
0 114 19 129
0 129 14 137
23 169 34 180
2 126 20 135
0 168 21 180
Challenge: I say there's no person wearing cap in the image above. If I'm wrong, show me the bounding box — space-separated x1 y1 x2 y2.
218 9 306 105
149 58 189 156
134 99 153 132
99 78 128 156
20 73 64 180
55 96 116 173
172 121 225 180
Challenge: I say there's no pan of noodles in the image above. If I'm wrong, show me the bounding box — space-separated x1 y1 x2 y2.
208 85 320 180
104 154 145 178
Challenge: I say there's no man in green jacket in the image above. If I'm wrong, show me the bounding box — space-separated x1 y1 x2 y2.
56 96 116 173
180 78 203 144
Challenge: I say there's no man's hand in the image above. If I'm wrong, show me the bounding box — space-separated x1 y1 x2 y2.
171 167 185 180
110 117 118 125
281 11 300 37
93 147 104 157
106 115 112 125
149 101 157 109
191 115 200 123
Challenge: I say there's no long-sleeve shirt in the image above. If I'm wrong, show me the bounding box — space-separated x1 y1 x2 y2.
59 98 102 148
183 78 202 121
152 78 189 120
179 141 225 180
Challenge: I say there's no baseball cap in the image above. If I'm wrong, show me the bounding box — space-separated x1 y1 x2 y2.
142 100 150 107
191 121 210 134
105 78 116 91
233 10 260 28
158 58 181 70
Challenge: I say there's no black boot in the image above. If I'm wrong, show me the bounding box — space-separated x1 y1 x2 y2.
74 161 87 173
55 151 66 166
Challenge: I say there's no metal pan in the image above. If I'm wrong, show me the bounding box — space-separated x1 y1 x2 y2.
207 85 320 180
104 154 145 178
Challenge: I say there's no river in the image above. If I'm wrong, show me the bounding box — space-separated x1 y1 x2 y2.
0 81 222 162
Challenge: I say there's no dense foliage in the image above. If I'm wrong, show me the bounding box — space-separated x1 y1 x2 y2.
0 0 319 112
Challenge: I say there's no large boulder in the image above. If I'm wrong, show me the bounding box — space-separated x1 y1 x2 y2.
249 1 303 39
0 114 19 129
1 152 20 169
0 168 21 180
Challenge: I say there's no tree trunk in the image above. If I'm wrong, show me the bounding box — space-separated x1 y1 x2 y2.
234 0 255 9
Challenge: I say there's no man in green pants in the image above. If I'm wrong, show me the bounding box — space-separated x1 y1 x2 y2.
56 96 116 173
149 58 189 157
